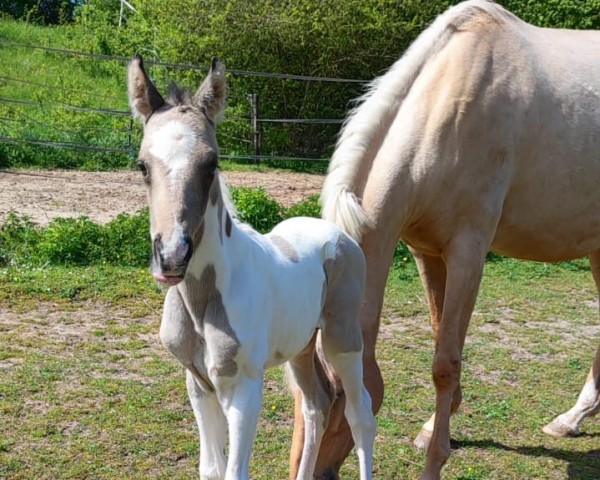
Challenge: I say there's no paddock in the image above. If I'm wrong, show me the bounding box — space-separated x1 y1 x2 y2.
0 171 598 479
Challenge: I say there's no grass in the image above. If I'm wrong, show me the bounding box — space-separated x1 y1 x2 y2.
1 257 598 479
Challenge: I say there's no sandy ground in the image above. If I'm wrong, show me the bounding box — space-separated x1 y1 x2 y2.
0 169 325 226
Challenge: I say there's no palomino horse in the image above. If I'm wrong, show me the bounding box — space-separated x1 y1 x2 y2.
127 56 376 480
293 0 600 478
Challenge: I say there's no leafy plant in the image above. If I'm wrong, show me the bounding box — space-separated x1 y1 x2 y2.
284 194 320 219
230 187 284 233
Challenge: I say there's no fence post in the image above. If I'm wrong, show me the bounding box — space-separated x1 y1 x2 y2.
248 93 260 164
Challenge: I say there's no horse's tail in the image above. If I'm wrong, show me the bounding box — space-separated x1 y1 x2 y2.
321 0 503 243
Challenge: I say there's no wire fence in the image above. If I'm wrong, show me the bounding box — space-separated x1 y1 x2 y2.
0 40 368 164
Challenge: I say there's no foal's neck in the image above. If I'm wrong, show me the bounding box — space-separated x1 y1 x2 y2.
186 174 245 280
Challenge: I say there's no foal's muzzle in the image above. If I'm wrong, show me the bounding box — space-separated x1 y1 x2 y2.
152 234 193 285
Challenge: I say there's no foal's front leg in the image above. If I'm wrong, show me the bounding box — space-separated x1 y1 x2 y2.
186 371 227 480
219 375 264 480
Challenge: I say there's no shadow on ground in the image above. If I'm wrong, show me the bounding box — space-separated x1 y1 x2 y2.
454 437 600 479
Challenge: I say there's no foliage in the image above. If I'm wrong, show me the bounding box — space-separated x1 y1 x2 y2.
0 0 79 24
283 193 320 219
502 0 600 29
0 212 41 265
230 186 284 234
36 216 106 265
0 19 136 170
4 1 600 168
0 210 150 267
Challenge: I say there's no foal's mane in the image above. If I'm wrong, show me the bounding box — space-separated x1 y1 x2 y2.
217 172 239 221
167 83 192 106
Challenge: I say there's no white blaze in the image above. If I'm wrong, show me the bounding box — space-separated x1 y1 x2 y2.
149 120 196 181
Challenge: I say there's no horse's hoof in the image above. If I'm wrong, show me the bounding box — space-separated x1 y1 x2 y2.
313 468 339 480
413 427 433 450
542 417 580 437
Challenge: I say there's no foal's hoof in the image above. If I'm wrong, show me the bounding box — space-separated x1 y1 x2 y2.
542 417 580 437
413 427 433 450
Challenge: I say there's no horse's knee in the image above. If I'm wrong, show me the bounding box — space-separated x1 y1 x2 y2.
431 353 461 391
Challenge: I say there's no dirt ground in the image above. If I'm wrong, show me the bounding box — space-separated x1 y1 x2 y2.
0 169 324 226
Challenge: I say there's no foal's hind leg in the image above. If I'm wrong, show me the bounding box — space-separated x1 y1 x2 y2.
412 250 462 451
543 249 600 437
293 230 393 480
320 327 376 480
319 244 377 480
287 333 334 479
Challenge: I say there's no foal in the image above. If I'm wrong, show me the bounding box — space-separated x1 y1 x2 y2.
127 55 376 480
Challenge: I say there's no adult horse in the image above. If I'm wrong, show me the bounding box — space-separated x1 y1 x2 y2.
291 1 600 478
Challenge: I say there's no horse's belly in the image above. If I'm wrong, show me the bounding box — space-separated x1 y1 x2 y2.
493 211 600 261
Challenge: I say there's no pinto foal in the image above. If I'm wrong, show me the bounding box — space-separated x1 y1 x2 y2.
127 56 376 480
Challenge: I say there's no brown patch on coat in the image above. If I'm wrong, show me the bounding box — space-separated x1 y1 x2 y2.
320 236 365 354
181 264 240 378
270 235 300 263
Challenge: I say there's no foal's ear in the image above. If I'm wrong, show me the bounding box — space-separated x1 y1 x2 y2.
127 55 165 122
193 57 226 122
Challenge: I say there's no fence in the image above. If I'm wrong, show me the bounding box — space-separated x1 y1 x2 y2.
0 39 369 167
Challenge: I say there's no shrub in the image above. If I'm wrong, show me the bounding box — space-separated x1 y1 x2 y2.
103 209 151 266
37 216 105 265
284 194 321 219
230 187 284 233
0 212 41 266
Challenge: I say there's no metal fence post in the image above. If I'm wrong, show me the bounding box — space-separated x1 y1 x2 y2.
248 93 260 164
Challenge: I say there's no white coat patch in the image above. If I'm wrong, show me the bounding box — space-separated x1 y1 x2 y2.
149 120 196 180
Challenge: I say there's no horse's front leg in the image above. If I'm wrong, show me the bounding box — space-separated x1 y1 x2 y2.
185 371 227 480
411 250 462 451
219 375 264 480
421 233 488 480
160 288 226 478
543 249 600 437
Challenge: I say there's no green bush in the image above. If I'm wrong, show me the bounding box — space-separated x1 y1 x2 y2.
230 187 284 234
101 209 151 266
284 194 321 219
37 217 105 265
0 212 41 266
0 210 150 267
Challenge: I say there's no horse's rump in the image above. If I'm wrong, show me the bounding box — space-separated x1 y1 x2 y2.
322 0 600 261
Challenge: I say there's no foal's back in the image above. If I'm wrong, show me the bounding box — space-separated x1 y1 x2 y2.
254 216 366 365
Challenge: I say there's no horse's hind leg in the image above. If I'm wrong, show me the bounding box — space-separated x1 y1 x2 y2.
319 245 377 480
411 250 462 450
543 249 600 437
287 333 334 479
320 327 376 480
293 231 393 480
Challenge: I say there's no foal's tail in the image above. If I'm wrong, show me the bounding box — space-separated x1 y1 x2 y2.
321 0 503 243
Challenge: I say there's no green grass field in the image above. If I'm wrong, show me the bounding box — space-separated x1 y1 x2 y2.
1 257 598 479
